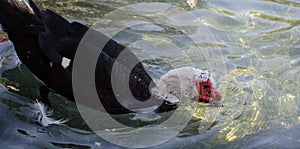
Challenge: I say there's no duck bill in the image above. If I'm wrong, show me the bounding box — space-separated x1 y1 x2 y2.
211 90 222 101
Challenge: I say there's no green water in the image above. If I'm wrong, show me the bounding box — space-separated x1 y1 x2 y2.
0 0 300 148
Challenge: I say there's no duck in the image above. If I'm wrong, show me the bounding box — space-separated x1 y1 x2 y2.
0 0 221 115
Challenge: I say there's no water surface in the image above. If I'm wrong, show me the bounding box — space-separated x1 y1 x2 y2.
0 0 300 148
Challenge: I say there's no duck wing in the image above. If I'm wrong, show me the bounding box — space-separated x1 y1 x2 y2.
38 9 154 102
38 9 87 64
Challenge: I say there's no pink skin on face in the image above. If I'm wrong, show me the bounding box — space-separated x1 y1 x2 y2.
0 37 8 44
196 78 222 103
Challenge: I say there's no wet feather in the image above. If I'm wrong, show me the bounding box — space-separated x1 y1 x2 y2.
32 100 68 127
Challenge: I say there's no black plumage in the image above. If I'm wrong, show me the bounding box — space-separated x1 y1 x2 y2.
0 0 177 114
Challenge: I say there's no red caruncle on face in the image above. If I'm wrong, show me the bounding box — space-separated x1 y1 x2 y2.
197 78 221 103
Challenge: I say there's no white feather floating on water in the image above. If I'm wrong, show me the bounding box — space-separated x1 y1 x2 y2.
32 100 68 127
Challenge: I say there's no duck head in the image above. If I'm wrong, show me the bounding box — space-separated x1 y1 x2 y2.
152 66 222 105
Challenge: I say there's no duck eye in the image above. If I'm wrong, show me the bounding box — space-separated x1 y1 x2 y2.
203 85 209 89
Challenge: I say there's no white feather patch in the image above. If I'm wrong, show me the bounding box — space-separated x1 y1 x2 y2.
21 0 35 14
61 57 71 69
32 100 68 127
187 0 198 8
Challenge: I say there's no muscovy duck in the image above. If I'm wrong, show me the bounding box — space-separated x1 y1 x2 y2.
0 0 221 114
